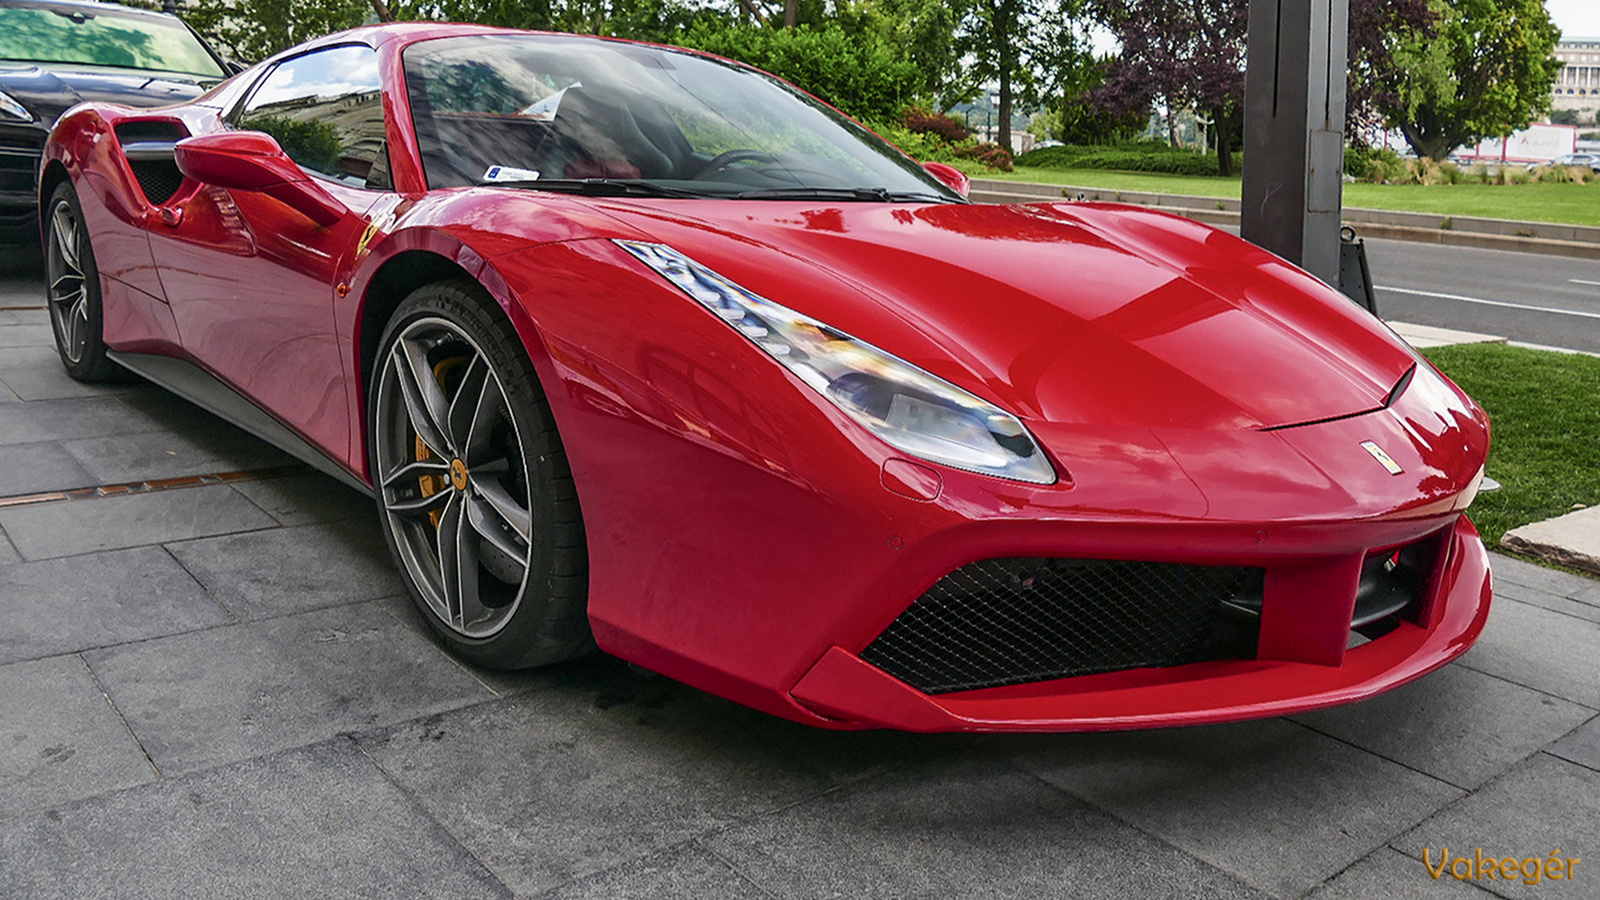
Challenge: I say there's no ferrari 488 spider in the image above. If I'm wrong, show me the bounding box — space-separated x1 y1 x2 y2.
40 23 1493 731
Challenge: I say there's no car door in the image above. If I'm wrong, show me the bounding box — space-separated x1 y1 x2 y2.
148 44 390 462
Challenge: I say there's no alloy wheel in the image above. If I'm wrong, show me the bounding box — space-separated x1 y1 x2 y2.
373 316 535 639
45 198 89 364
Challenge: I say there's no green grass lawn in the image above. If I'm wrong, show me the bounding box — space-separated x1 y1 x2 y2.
1420 343 1600 550
986 167 1600 227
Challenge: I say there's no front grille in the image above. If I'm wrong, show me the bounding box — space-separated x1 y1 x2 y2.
862 558 1265 694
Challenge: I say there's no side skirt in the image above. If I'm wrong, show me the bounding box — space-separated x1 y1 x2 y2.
107 350 374 497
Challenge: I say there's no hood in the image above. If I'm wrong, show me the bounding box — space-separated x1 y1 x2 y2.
0 64 206 127
584 199 1418 434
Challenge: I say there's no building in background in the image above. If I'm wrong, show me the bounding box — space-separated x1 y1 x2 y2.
1552 38 1600 123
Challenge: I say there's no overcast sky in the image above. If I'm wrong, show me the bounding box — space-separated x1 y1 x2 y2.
1548 0 1600 39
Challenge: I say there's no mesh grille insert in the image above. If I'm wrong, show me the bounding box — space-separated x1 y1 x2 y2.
861 558 1264 694
129 159 184 206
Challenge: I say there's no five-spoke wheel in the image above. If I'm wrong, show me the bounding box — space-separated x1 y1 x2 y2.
370 281 589 667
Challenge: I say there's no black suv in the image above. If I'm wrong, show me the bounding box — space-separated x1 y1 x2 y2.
0 0 231 242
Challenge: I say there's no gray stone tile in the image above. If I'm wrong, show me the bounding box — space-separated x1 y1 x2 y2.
0 740 512 900
702 762 1269 900
356 671 967 897
0 309 19 326
0 525 18 566
1495 581 1600 625
1007 718 1463 897
166 520 405 620
1572 582 1600 609
0 440 94 495
0 485 276 560
0 655 155 819
1395 754 1598 899
0 395 167 446
229 472 374 526
539 844 766 900
1460 596 1600 707
1304 847 1501 899
1489 551 1596 599
9 309 48 326
0 376 19 402
0 323 54 348
1549 715 1600 771
0 346 143 400
85 602 492 774
1294 663 1595 789
62 426 294 484
0 547 231 665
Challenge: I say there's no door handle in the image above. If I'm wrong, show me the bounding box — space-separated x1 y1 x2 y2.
159 206 183 227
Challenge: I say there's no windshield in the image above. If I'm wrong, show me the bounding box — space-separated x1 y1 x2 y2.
403 34 962 202
0 3 224 78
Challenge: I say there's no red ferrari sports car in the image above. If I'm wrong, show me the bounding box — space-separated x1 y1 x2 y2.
40 23 1492 731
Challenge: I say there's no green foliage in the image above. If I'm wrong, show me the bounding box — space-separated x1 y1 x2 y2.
392 0 722 42
1549 108 1581 127
677 23 919 122
832 0 968 109
184 0 370 62
1380 0 1563 160
1344 144 1403 179
1015 141 1221 175
243 115 344 173
873 113 1012 171
1422 343 1600 549
954 0 1090 150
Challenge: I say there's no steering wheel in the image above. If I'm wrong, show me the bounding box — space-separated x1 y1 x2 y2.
693 149 781 179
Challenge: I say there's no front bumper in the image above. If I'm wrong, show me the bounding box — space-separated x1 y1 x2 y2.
788 515 1490 731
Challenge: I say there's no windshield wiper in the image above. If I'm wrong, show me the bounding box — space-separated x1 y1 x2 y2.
479 178 721 199
735 187 958 203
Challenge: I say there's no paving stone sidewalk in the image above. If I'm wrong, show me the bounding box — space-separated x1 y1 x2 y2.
2 248 1598 899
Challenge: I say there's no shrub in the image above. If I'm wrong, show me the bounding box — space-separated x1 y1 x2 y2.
679 24 918 123
900 107 969 143
952 141 1013 171
1014 141 1220 176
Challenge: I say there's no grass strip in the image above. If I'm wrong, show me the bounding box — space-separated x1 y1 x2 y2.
987 168 1600 228
1421 343 1600 549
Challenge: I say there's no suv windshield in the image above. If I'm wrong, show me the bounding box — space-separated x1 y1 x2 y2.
0 3 224 78
403 34 963 202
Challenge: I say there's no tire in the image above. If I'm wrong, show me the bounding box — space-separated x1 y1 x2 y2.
43 181 120 382
368 279 591 669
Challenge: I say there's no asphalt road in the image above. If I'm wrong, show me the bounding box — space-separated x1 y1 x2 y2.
1362 237 1600 354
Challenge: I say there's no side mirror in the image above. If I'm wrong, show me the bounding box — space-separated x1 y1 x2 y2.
922 162 970 198
174 131 343 226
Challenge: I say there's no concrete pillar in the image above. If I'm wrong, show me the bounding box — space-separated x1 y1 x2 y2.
1240 0 1350 286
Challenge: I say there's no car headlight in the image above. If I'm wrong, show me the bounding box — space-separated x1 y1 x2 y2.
617 240 1057 485
0 90 32 123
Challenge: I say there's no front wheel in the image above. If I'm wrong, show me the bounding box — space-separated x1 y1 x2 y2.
369 280 591 668
44 181 119 382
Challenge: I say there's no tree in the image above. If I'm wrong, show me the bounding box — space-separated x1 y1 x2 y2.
184 0 371 62
1378 0 1562 160
1089 0 1247 175
834 0 971 110
1346 0 1435 138
958 0 1090 152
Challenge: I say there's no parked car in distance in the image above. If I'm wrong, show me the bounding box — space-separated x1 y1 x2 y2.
1529 153 1600 172
0 0 231 242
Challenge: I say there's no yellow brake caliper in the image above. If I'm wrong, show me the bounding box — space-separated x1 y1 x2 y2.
414 357 467 530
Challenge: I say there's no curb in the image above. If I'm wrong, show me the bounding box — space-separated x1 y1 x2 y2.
969 180 1600 260
1502 506 1600 578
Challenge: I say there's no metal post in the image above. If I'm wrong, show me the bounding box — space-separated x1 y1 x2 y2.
1241 0 1349 286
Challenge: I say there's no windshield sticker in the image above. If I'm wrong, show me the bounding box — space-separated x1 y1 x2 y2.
483 165 541 183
